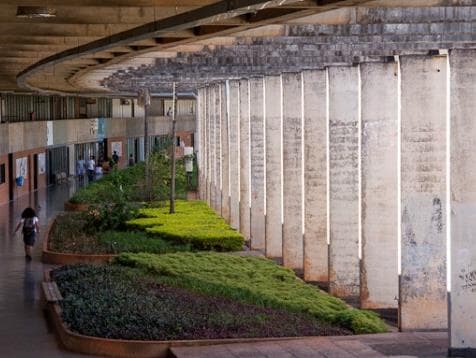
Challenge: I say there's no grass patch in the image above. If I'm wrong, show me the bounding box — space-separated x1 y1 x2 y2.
53 265 351 340
115 252 388 334
127 200 244 252
48 212 190 255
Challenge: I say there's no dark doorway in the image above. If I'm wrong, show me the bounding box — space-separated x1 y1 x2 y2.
8 153 13 201
33 154 38 191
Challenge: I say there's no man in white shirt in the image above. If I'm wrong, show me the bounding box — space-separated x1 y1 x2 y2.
87 155 96 182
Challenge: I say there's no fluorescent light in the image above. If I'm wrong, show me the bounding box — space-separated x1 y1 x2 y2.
16 6 57 18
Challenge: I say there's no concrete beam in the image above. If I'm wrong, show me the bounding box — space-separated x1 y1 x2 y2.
264 75 283 259
228 80 241 230
239 79 251 241
360 61 398 309
400 55 447 330
303 69 328 283
249 77 266 251
449 48 476 356
328 65 360 301
282 72 304 270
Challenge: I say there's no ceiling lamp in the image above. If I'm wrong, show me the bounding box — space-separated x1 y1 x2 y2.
16 6 57 18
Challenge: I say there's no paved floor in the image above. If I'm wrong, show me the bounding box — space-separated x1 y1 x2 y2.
171 332 449 358
0 182 85 357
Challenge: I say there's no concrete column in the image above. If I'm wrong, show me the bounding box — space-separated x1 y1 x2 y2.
205 86 211 206
197 88 205 200
328 66 360 300
400 55 447 330
360 62 398 309
302 69 328 283
228 80 240 230
249 77 266 251
207 86 214 207
220 83 230 222
450 49 476 356
239 79 251 241
264 75 282 259
282 72 303 270
214 84 222 214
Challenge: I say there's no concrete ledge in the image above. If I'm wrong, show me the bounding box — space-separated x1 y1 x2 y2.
42 271 307 358
42 219 116 265
64 201 89 212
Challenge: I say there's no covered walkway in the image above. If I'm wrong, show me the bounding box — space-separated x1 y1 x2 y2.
0 183 82 357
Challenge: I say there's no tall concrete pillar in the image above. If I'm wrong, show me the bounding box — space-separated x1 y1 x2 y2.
239 79 251 241
360 62 398 309
400 55 447 330
328 66 360 300
220 83 230 222
249 77 266 251
228 80 240 230
302 69 328 283
282 72 303 270
206 86 212 206
214 84 222 215
449 49 476 355
197 88 205 200
264 75 282 259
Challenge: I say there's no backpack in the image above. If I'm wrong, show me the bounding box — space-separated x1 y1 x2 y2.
22 217 35 236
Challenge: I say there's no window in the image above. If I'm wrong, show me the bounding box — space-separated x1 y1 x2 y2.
0 164 5 184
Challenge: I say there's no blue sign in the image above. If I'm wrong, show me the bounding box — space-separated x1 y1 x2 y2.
97 117 105 140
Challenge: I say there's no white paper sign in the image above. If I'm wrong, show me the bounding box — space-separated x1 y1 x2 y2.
16 157 28 179
38 153 46 175
47 121 53 146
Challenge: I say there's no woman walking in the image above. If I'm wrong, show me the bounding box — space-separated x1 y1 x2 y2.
14 207 40 261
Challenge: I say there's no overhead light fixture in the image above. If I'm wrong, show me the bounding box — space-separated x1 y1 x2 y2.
16 6 56 18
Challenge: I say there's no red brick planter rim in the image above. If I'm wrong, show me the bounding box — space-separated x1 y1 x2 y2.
64 201 90 212
43 269 306 358
42 218 117 265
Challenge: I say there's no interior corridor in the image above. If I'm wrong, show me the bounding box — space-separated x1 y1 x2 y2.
0 183 84 357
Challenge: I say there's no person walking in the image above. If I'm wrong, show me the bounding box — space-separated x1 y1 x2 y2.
14 207 40 261
76 155 85 183
87 155 96 182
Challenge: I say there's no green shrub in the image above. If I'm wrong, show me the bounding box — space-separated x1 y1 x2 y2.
127 200 244 251
115 252 387 334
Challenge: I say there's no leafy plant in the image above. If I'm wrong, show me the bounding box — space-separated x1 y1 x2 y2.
127 200 244 251
115 252 388 334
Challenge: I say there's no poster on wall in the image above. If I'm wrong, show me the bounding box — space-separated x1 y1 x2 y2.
38 153 46 175
111 141 122 157
16 157 28 179
47 121 54 146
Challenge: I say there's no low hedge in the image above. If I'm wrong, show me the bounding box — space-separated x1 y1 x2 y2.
127 201 244 251
115 252 388 334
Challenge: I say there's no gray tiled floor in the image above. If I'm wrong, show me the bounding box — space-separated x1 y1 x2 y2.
0 182 88 357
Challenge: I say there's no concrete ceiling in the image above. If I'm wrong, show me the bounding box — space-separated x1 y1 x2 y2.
3 0 475 95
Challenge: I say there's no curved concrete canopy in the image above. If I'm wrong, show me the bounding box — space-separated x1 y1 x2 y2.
13 0 476 95
99 7 476 93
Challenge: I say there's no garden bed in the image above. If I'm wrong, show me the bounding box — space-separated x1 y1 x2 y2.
43 212 192 264
127 200 244 251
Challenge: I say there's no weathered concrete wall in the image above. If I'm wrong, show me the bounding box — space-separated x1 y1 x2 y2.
302 69 328 283
220 83 230 222
214 84 222 215
400 55 447 330
328 66 360 300
228 80 241 230
249 77 266 251
264 75 282 258
360 62 398 309
239 79 251 241
450 49 476 352
282 72 303 270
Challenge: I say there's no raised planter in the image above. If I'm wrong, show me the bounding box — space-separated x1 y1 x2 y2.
43 270 302 358
64 201 89 212
42 219 116 265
